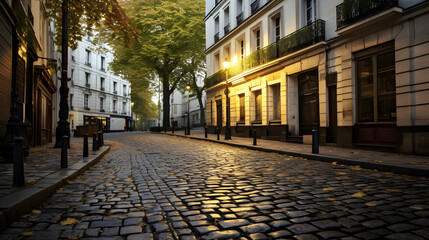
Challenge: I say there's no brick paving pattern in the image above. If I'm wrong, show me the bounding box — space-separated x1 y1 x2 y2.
0 132 428 240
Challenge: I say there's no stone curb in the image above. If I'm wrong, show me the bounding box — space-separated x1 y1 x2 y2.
163 133 429 177
0 144 110 231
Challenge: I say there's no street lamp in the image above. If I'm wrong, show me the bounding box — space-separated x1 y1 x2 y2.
223 58 231 140
186 85 191 135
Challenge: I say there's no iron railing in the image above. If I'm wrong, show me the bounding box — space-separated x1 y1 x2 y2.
205 20 325 89
251 0 260 14
236 12 244 25
336 0 398 30
224 23 230 35
214 32 220 43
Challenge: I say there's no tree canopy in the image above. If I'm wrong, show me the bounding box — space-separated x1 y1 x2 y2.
107 0 206 127
45 0 138 50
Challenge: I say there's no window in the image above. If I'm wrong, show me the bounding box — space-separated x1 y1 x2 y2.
271 84 281 120
253 28 261 51
214 53 220 72
71 69 74 80
100 77 105 90
224 7 230 34
123 102 127 113
305 0 316 26
224 46 230 60
123 84 127 96
239 94 245 122
113 82 117 93
237 38 244 68
70 94 73 108
254 90 262 121
274 16 281 42
113 100 117 111
174 105 177 114
100 97 104 110
214 16 220 42
101 56 105 70
85 73 90 87
84 94 89 110
85 49 91 65
237 0 244 25
357 50 396 122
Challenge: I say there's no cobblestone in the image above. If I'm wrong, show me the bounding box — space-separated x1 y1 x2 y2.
0 132 428 239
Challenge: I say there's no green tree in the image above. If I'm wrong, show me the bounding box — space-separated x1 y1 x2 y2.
107 0 206 128
45 0 137 50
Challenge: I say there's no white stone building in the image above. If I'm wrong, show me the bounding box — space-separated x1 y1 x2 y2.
204 0 429 155
68 37 132 133
170 86 207 128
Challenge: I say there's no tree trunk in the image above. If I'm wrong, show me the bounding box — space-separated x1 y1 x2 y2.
197 96 205 126
162 78 171 128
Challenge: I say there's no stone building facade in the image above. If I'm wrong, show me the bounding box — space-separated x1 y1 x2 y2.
204 0 429 155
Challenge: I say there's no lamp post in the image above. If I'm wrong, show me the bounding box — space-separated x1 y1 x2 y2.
186 85 190 135
223 58 231 140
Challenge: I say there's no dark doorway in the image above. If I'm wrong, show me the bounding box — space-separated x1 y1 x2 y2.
327 84 337 143
298 69 319 135
216 100 222 130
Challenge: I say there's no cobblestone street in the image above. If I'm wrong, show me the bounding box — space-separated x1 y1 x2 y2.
1 132 428 240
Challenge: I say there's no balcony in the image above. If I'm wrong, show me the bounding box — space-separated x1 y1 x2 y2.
251 0 260 14
113 90 118 94
101 87 105 91
100 109 105 112
84 106 90 110
85 83 91 88
336 0 398 30
112 110 117 113
224 23 230 35
205 20 325 89
85 62 91 67
236 12 244 25
214 32 220 43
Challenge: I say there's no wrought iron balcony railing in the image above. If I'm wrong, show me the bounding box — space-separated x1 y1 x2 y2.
224 23 230 35
251 0 260 14
205 20 325 89
236 12 244 25
336 0 398 30
214 32 220 43
85 83 91 88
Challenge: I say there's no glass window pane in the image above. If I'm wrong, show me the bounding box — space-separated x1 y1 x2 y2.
377 51 396 121
255 90 262 121
239 94 245 121
272 84 281 120
358 57 374 122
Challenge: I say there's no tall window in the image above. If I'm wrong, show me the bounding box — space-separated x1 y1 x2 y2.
275 17 281 42
224 7 230 34
123 102 127 113
84 94 89 109
214 16 220 42
214 53 220 72
101 56 105 70
100 97 104 110
254 29 261 51
239 94 245 122
123 84 127 96
305 0 316 26
254 90 262 121
113 82 117 93
71 69 74 80
271 84 281 120
70 94 73 108
113 100 117 111
85 49 91 65
100 77 105 90
85 72 90 87
358 50 396 122
238 39 244 68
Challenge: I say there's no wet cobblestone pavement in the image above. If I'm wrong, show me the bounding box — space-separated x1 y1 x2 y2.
1 132 428 240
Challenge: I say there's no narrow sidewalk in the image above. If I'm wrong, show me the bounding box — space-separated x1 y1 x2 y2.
0 137 110 231
162 129 429 177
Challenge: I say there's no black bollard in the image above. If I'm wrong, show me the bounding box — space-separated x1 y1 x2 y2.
185 128 187 135
98 131 102 148
13 137 25 187
217 127 220 140
205 126 207 138
253 130 257 146
312 129 319 154
83 133 89 157
101 130 104 146
61 135 68 168
93 133 97 151
172 127 174 134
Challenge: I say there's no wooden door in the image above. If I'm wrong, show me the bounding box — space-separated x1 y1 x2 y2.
327 85 337 143
298 70 319 135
